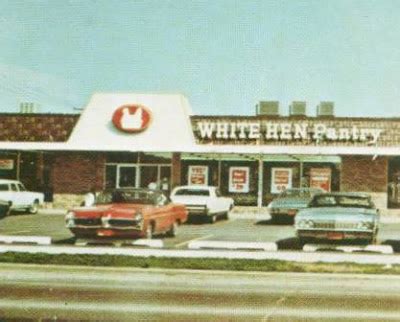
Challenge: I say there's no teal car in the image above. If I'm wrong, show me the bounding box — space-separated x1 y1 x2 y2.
267 188 324 222
295 192 379 244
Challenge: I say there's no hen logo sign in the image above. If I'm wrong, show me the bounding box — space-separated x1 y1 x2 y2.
112 105 152 133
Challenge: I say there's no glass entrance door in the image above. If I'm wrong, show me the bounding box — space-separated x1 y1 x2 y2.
118 166 138 188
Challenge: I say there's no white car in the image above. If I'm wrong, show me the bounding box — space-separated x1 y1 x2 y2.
0 179 44 214
170 186 234 223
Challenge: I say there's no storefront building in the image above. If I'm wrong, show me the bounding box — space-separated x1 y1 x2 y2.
0 93 399 209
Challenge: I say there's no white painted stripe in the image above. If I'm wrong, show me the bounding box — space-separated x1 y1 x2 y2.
303 244 394 255
175 234 214 248
0 245 399 265
0 235 51 245
188 240 278 252
132 239 163 248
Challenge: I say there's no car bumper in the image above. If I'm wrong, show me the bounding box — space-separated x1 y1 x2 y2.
269 208 299 217
297 229 374 241
70 227 146 238
185 205 209 216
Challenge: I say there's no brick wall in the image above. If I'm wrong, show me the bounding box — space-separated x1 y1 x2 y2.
341 155 388 208
0 114 79 142
51 152 105 194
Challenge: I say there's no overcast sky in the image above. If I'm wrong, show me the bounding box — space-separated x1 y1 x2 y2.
0 0 399 116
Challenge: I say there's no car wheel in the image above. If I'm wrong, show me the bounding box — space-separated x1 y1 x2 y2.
145 223 154 239
221 212 229 220
208 215 217 224
28 200 39 214
167 221 179 237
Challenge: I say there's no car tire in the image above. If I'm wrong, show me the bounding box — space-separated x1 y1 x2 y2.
208 215 217 224
221 212 229 220
28 200 39 214
145 223 154 239
167 221 179 237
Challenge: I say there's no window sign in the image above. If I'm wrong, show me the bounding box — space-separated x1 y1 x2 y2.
271 168 292 193
229 167 250 193
0 159 14 170
310 168 331 192
188 165 208 186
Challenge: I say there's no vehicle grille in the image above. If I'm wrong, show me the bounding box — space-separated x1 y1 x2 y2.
108 219 138 227
74 218 102 226
313 221 358 229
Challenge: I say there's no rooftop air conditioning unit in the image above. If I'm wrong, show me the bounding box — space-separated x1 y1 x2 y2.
19 102 39 114
317 102 334 117
289 101 306 116
256 101 279 116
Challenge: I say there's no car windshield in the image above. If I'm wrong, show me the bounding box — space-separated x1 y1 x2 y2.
95 190 161 205
279 189 312 198
174 189 210 196
311 195 372 209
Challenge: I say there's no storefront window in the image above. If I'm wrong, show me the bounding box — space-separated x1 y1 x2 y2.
118 166 137 188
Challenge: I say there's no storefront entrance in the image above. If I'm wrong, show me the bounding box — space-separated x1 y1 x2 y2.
105 164 171 191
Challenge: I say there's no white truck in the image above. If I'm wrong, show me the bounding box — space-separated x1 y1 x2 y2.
170 185 234 223
0 179 44 214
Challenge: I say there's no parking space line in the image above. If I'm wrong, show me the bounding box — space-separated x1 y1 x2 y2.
175 234 214 248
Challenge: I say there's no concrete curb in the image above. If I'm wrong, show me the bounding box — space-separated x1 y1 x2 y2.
188 240 277 251
1 245 400 265
303 244 394 255
0 236 51 246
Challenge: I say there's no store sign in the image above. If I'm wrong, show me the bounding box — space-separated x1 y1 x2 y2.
197 121 383 144
188 165 208 185
271 168 292 193
112 105 152 133
0 159 14 170
310 168 332 192
229 167 250 193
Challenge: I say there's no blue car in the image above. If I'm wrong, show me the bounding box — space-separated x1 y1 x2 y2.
295 192 379 244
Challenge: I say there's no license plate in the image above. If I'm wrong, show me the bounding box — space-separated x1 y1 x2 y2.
97 229 114 237
327 232 344 240
287 209 297 216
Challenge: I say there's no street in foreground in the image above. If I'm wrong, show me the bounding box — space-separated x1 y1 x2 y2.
1 264 400 321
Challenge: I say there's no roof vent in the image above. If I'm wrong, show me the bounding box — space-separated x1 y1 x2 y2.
317 101 334 117
19 102 39 114
289 101 306 116
256 101 279 116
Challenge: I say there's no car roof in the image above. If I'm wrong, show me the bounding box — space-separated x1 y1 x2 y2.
173 185 216 190
0 179 20 184
314 192 371 198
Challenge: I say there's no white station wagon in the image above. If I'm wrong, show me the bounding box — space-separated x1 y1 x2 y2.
170 185 234 223
0 179 44 214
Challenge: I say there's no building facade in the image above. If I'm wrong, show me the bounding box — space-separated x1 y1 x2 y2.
0 93 399 209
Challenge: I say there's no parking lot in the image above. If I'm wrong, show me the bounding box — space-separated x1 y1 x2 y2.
1 210 400 252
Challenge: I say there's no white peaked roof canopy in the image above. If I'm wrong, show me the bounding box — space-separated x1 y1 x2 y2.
67 93 197 151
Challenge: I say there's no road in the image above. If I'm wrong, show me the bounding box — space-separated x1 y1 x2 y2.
1 211 400 251
1 264 400 321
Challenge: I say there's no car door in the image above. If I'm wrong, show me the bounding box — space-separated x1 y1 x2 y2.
10 183 24 207
150 194 174 233
16 183 31 207
0 183 13 204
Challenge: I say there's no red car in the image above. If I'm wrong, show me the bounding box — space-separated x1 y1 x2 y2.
66 188 188 239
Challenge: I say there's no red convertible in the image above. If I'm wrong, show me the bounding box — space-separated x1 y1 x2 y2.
65 188 188 239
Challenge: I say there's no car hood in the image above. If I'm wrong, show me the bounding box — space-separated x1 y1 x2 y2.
296 207 378 221
71 204 152 218
170 195 209 205
269 197 310 209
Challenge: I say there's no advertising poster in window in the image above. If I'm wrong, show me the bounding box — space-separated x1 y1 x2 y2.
188 165 208 186
271 168 292 193
229 167 250 193
310 168 332 192
0 159 14 170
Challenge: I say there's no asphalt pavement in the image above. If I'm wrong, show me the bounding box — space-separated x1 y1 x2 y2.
1 264 400 321
1 210 400 252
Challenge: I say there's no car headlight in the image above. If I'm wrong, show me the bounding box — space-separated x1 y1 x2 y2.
101 214 112 228
296 219 314 229
65 211 75 227
356 221 373 230
135 212 143 222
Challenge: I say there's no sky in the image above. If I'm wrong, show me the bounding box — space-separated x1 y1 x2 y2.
0 0 400 117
